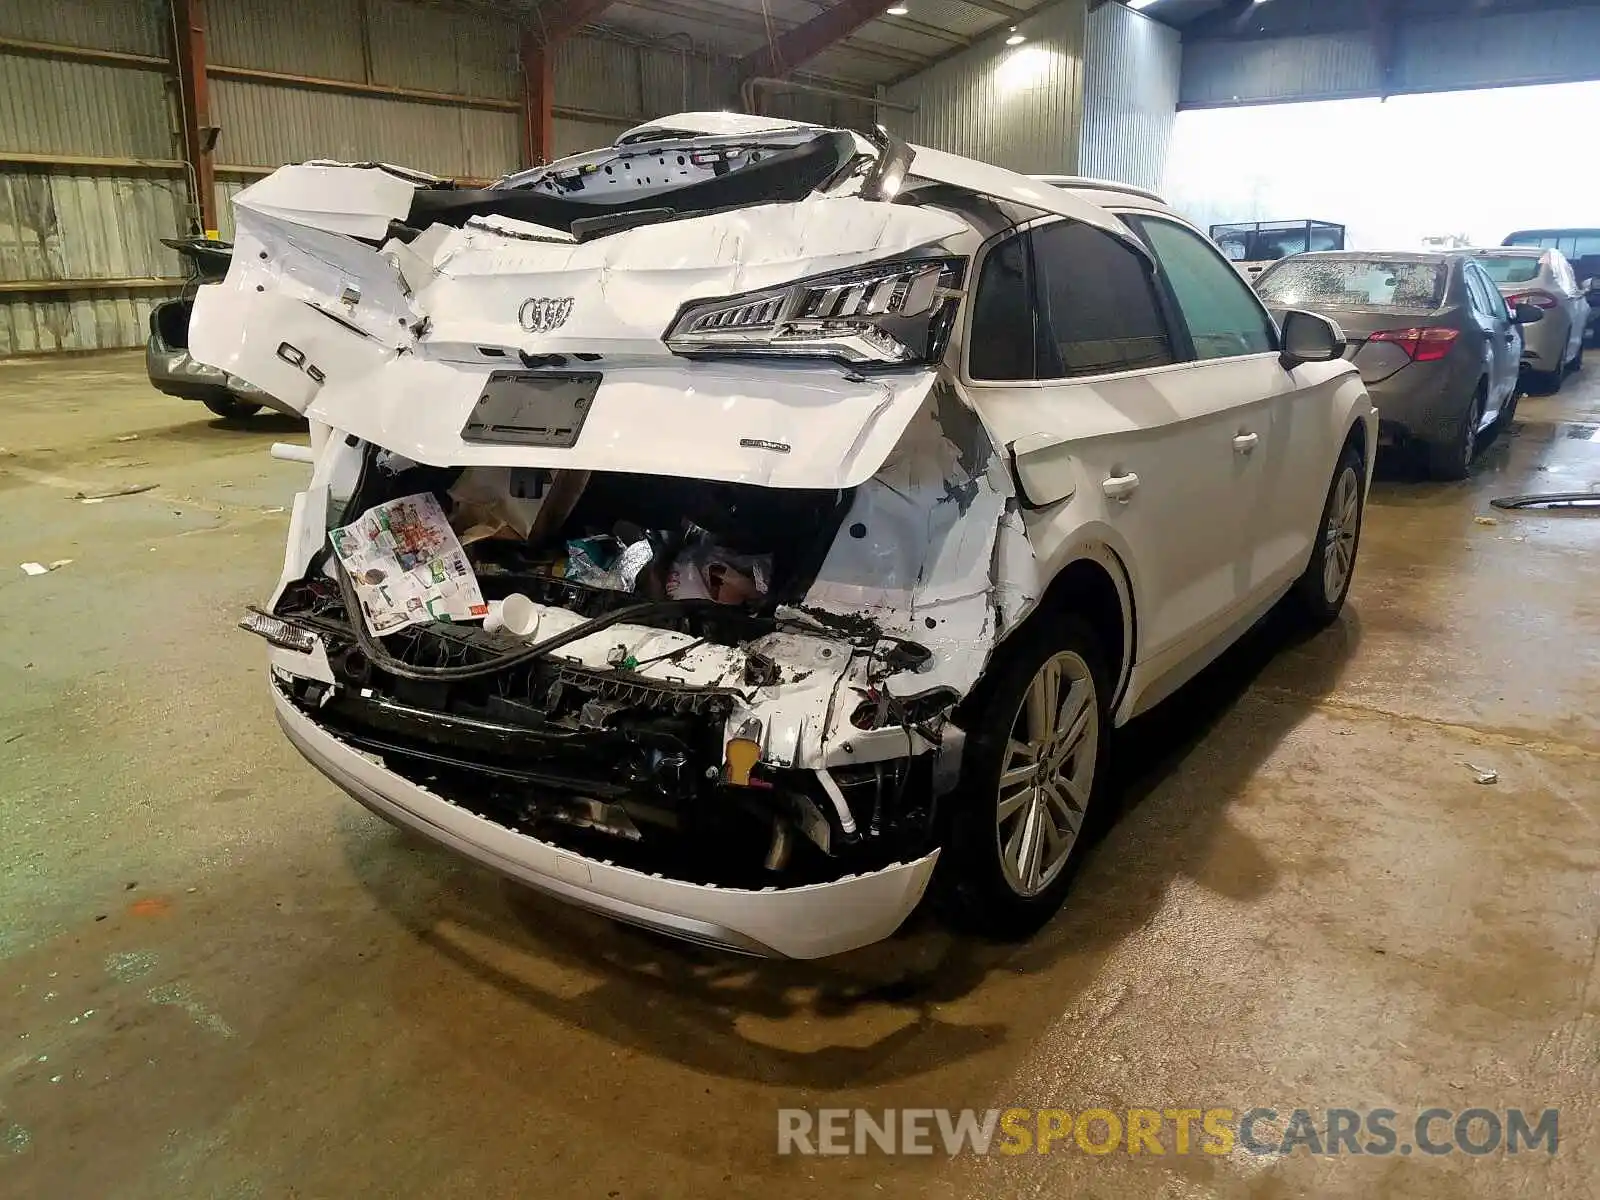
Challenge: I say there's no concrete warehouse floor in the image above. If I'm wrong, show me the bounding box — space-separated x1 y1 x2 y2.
0 352 1596 1199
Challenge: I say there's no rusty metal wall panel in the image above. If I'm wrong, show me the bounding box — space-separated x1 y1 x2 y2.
0 0 166 56
210 0 366 81
886 0 1087 175
0 169 187 354
555 36 645 117
553 117 633 159
0 56 175 159
1079 1 1179 192
215 177 248 241
367 0 518 98
0 172 187 281
212 79 518 178
0 290 165 355
637 40 736 115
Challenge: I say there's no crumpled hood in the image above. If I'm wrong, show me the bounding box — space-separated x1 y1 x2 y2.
188 163 971 488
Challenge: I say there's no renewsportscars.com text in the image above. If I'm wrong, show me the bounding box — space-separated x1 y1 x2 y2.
776 1106 1559 1158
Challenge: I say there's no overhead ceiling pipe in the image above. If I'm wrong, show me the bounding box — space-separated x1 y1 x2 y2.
739 76 918 115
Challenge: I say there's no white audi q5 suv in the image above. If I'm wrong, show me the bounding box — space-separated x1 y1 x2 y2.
196 114 1376 959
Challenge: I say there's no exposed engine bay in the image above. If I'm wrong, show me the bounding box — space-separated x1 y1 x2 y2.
261 387 1033 889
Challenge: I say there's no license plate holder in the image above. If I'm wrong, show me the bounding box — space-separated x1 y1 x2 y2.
461 371 601 448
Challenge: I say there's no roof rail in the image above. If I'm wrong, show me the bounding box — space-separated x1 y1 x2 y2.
1027 174 1166 204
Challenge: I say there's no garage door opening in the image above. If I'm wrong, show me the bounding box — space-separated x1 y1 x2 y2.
1165 81 1600 251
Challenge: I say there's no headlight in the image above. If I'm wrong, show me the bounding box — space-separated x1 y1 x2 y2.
663 257 965 367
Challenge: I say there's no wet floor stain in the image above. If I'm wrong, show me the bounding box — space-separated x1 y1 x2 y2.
103 950 158 982
145 983 235 1039
1 1121 31 1155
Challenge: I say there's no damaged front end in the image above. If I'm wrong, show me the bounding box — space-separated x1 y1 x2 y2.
214 116 1042 957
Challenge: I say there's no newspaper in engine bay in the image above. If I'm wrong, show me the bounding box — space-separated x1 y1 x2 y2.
329 492 488 634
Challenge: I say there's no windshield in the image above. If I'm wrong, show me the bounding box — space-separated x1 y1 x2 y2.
1257 258 1446 310
1473 255 1542 284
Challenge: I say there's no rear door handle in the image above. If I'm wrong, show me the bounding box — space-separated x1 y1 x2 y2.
1233 431 1259 454
1102 472 1139 502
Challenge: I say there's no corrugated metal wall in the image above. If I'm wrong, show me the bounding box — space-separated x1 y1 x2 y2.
0 0 184 354
885 0 1088 175
0 0 874 356
208 0 521 182
1181 5 1600 107
1079 2 1180 192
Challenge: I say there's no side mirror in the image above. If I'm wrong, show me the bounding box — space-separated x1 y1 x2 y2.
1513 302 1545 325
1279 309 1347 368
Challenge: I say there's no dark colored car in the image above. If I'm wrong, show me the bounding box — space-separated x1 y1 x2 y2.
147 238 286 420
1255 251 1542 480
1502 228 1600 344
1209 219 1346 280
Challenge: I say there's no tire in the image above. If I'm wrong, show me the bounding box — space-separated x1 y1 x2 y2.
1290 440 1365 626
1426 384 1484 481
1532 366 1564 395
1495 387 1519 430
940 614 1113 938
202 396 263 420
1568 340 1584 373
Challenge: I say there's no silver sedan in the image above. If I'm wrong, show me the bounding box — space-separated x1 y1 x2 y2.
1466 248 1588 392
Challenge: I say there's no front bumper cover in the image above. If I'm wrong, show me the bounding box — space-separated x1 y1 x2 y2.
272 678 939 959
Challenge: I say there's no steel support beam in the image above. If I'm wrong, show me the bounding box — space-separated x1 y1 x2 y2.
520 1 617 168
171 0 217 235
520 28 555 168
738 0 901 82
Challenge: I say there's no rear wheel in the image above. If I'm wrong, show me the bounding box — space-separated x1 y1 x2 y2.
1426 384 1484 481
202 396 263 421
1568 340 1584 373
1530 364 1565 394
1291 441 1365 625
941 615 1111 938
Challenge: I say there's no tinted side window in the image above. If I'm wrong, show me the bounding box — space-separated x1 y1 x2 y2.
1029 220 1174 378
1463 264 1498 316
1135 217 1277 359
968 233 1035 381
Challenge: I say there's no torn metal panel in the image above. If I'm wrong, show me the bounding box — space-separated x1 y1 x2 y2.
800 380 1030 707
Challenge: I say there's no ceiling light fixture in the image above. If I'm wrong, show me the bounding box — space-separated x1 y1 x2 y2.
1005 27 1025 44
1127 0 1159 9
886 4 909 13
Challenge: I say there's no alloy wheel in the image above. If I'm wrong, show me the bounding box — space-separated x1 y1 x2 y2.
995 651 1098 898
1322 465 1360 603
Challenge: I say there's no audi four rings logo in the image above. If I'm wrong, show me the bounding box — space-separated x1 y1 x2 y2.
518 297 574 334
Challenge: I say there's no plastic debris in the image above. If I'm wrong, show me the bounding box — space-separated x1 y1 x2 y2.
1472 515 1498 526
20 560 71 575
113 434 140 443
667 542 771 605
72 483 156 502
564 535 654 592
1465 762 1498 785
